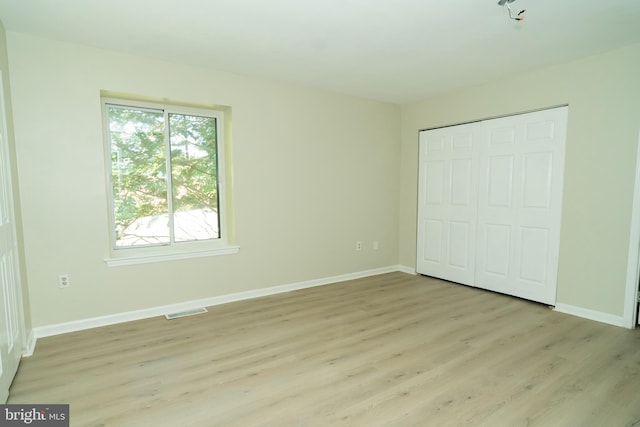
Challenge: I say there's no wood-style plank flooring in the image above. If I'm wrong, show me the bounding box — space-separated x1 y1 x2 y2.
9 272 640 426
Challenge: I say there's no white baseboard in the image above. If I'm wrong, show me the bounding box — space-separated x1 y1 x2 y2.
33 265 410 340
554 303 627 328
397 265 417 275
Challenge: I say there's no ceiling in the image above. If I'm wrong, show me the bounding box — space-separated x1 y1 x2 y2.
0 0 639 104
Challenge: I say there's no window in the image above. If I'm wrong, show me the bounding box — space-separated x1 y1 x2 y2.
103 98 236 265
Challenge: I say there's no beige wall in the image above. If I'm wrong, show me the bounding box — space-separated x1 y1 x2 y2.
0 23 31 333
6 32 401 327
400 42 640 318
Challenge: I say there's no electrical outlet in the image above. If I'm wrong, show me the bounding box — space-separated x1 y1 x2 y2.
356 241 363 251
373 240 379 250
59 273 70 289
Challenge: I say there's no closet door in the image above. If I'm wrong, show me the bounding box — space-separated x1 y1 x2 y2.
475 107 568 305
416 122 481 285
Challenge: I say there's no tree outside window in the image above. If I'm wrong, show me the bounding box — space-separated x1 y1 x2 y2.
106 103 221 248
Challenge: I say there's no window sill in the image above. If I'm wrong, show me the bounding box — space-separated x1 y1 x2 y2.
104 245 240 267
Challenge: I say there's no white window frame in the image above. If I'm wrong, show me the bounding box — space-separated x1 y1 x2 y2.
102 97 238 266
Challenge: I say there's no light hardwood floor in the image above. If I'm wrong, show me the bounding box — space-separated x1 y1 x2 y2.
9 272 640 426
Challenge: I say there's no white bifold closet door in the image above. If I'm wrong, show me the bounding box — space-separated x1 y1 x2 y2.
417 106 568 306
416 122 482 286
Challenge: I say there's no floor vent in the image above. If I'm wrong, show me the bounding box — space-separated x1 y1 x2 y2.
164 307 208 320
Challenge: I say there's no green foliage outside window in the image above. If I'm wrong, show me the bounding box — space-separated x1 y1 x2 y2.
107 104 219 247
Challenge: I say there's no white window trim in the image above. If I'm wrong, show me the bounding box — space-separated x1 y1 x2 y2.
104 245 240 267
101 96 237 266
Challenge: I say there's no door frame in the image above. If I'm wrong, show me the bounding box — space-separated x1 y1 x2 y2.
0 70 27 402
624 129 640 328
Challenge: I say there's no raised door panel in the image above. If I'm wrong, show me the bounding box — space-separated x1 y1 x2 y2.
483 224 511 278
518 226 550 284
522 152 553 209
421 219 443 264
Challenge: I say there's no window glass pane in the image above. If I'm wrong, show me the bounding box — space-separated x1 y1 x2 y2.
108 105 169 247
168 113 220 242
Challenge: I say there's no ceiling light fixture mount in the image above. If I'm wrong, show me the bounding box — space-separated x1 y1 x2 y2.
498 0 526 21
